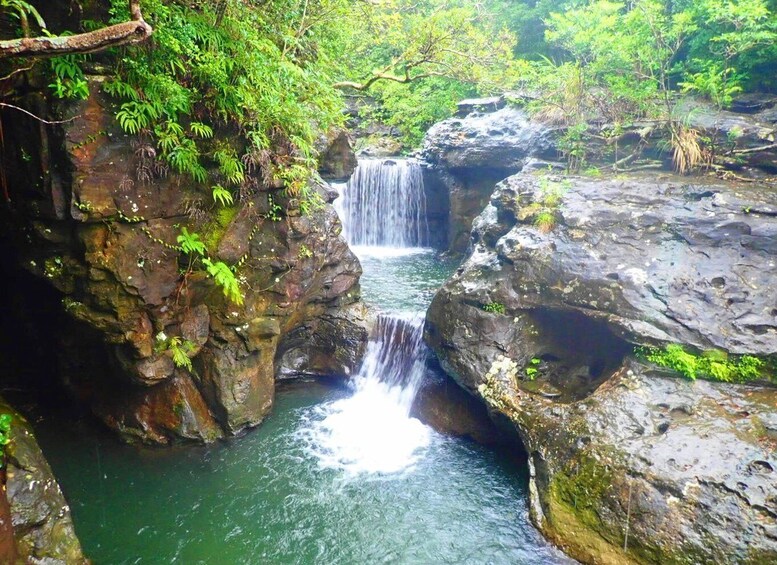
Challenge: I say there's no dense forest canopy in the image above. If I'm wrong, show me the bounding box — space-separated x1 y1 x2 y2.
1 0 776 163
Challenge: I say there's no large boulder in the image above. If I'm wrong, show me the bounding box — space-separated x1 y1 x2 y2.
1 398 85 563
0 80 369 445
420 106 558 253
425 170 777 563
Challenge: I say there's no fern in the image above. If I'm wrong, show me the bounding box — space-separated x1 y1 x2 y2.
103 79 141 101
167 138 207 182
177 227 206 256
49 55 89 100
202 258 244 305
117 101 161 134
190 122 214 139
168 337 194 371
103 0 346 195
1 0 46 29
214 148 245 186
211 184 234 207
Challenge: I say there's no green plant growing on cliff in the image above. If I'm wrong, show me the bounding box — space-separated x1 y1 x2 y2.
49 55 90 100
525 357 541 380
177 228 206 256
483 302 506 314
211 185 234 208
103 0 346 194
168 337 195 371
637 344 767 383
526 176 569 233
176 228 244 306
0 413 11 460
202 258 243 306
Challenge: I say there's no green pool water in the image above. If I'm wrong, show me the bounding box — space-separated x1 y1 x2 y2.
32 248 573 564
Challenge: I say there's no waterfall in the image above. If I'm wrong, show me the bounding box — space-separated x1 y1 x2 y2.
297 313 430 475
298 160 440 476
335 159 430 248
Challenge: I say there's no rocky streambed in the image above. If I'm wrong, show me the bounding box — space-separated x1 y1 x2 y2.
421 101 777 564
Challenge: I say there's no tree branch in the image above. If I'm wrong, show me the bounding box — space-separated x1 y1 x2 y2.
0 0 152 59
0 102 80 124
334 70 445 91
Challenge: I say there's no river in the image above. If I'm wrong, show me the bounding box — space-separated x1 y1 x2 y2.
32 158 572 564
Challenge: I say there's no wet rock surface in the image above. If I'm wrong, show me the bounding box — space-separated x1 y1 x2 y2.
1 398 85 564
420 106 558 253
422 95 777 254
478 361 777 565
425 170 777 563
0 81 369 445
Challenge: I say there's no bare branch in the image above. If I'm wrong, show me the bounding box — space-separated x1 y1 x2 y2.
0 0 152 59
0 103 80 124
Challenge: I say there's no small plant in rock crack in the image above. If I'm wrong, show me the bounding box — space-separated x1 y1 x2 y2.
168 337 196 371
525 357 541 380
483 302 506 314
524 175 570 233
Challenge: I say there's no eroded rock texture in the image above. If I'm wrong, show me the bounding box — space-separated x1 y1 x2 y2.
421 106 557 253
0 81 368 445
0 398 85 564
425 169 777 563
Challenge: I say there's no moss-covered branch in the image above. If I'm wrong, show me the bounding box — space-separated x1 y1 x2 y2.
0 1 151 59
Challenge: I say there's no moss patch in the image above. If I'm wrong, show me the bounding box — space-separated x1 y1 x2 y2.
202 206 239 251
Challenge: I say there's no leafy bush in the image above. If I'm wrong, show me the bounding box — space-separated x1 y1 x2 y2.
104 0 347 197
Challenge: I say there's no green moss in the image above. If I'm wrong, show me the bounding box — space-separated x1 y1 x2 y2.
44 256 64 279
202 206 239 251
172 400 186 418
550 455 613 531
637 345 773 384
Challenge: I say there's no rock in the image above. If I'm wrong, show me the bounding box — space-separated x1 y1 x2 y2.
420 106 558 253
476 362 777 565
0 398 85 564
678 99 777 173
425 170 777 563
317 129 358 181
0 79 368 445
276 301 370 380
422 106 557 174
730 93 777 114
455 96 507 117
410 370 509 446
422 96 777 254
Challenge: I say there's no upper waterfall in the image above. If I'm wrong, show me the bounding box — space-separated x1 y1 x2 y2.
335 158 430 248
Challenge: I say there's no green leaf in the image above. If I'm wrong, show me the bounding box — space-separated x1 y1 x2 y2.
211 184 234 207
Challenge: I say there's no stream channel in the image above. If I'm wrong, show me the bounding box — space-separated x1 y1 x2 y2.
32 159 572 564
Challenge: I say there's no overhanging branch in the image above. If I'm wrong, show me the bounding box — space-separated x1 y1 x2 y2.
334 70 445 91
0 0 152 59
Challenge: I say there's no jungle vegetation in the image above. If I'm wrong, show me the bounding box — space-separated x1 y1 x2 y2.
1 0 776 160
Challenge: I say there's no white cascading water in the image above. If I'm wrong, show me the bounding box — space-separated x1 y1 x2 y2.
298 159 434 476
298 315 430 475
334 158 430 248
